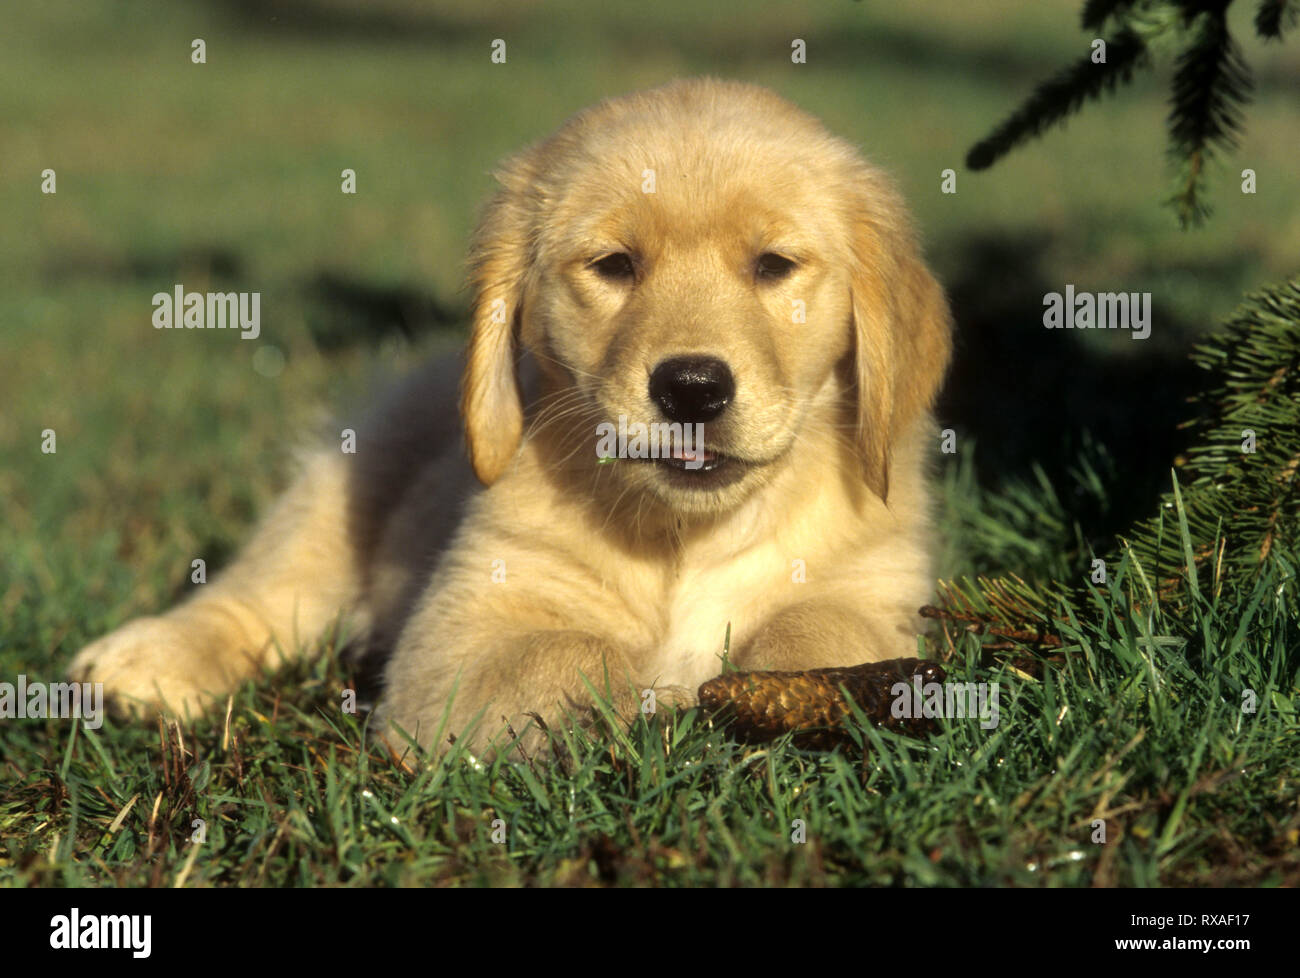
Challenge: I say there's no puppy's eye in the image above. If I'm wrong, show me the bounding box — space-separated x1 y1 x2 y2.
590 252 636 281
756 253 797 281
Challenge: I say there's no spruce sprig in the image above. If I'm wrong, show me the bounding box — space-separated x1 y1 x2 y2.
967 0 1289 227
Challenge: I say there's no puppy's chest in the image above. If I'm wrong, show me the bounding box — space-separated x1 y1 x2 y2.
646 544 805 686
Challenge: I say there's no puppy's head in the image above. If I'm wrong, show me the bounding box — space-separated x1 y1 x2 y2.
461 78 951 514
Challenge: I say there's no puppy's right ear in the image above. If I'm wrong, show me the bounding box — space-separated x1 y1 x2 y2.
460 159 535 485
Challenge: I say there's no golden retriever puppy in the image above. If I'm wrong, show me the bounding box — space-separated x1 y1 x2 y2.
69 78 952 756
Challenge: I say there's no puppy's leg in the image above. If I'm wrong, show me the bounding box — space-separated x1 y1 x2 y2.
733 598 924 672
69 451 363 716
379 625 688 757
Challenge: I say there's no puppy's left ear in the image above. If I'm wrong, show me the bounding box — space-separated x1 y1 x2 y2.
848 184 953 502
460 156 537 485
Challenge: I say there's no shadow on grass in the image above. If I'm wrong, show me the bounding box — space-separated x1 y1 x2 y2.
303 271 461 350
42 243 465 351
935 230 1206 541
42 245 245 284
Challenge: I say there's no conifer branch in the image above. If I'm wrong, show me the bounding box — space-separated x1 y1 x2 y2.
965 0 1287 225
966 29 1148 171
1255 0 1299 38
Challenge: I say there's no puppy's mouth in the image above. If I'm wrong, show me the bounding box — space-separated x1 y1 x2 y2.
589 403 766 491
657 444 723 471
643 446 749 489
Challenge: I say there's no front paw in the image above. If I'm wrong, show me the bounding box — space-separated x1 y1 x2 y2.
630 683 697 718
68 615 232 719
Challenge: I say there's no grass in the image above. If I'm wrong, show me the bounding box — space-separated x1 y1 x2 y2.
1 0 1298 886
4 493 1295 886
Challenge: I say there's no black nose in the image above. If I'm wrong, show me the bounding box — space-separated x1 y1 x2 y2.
648 356 735 424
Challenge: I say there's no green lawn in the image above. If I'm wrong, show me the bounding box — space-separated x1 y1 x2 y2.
1 0 1297 886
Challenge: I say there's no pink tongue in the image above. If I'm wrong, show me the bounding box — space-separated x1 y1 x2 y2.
672 446 715 462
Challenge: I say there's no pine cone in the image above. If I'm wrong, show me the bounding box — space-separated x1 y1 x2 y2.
698 657 946 749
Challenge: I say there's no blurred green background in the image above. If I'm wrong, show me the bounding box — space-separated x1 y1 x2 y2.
2 0 1298 650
